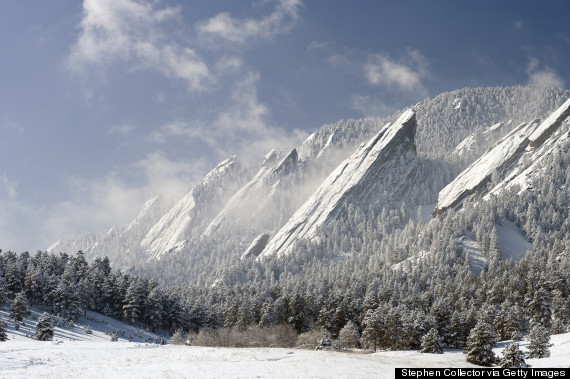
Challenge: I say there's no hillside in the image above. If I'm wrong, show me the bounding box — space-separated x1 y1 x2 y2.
47 86 570 285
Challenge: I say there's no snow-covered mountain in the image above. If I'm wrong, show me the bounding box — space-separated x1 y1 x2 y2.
434 97 570 215
259 109 418 259
47 86 570 282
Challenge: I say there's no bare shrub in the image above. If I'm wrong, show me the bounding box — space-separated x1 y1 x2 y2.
192 324 297 348
339 321 360 349
169 328 187 345
296 328 322 349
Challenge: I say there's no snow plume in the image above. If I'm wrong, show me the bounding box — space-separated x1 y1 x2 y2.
197 0 303 46
67 0 212 91
152 72 308 164
526 57 565 89
365 49 429 96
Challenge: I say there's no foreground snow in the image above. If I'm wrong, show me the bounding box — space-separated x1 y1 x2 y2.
1 333 568 378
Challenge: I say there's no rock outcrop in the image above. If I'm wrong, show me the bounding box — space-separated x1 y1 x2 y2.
258 109 418 259
142 156 242 260
241 233 271 260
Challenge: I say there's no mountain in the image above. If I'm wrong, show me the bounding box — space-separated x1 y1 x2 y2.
259 109 418 259
141 156 244 260
434 97 570 215
47 86 570 284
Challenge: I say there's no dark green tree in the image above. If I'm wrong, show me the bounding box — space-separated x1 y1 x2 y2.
36 312 54 341
527 324 551 358
464 321 498 366
500 343 529 368
421 328 444 354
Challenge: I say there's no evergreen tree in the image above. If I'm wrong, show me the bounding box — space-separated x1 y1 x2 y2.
528 287 552 329
36 312 54 341
421 328 444 354
361 308 383 352
0 316 8 341
500 343 529 368
464 321 498 366
123 278 144 324
527 324 551 358
0 275 8 305
10 292 30 326
144 288 165 333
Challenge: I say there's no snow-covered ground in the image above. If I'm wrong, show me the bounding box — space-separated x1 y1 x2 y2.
0 307 164 344
1 333 569 378
1 306 568 378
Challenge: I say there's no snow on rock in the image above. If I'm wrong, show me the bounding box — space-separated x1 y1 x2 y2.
47 195 174 266
142 156 241 260
259 110 418 259
203 149 298 237
487 99 570 197
528 97 570 148
241 233 271 260
434 119 540 215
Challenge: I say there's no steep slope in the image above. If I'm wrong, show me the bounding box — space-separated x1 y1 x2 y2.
433 119 540 214
47 195 174 266
488 98 570 196
141 156 243 260
259 109 418 259
203 148 299 237
49 157 245 265
434 97 570 215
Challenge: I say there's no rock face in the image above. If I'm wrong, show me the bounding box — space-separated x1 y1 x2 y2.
258 109 418 259
241 233 271 260
141 156 242 260
203 149 299 237
47 195 174 266
433 120 540 215
488 100 570 196
435 97 570 215
49 156 243 264
528 98 570 148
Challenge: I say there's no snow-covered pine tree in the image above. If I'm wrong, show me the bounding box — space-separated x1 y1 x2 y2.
500 343 529 368
528 286 552 329
36 312 54 341
421 328 444 354
527 324 551 358
361 308 383 352
123 278 144 324
0 275 10 305
464 321 498 366
10 291 30 328
0 316 8 341
144 288 165 333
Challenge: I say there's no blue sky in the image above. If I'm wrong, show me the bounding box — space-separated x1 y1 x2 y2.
1 0 569 252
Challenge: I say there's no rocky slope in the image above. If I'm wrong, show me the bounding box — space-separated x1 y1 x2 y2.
259 109 418 259
434 97 570 215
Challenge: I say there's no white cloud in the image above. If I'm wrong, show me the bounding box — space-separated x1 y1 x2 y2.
109 123 136 136
364 50 429 95
215 55 243 74
350 95 394 118
307 40 334 52
67 0 213 91
152 72 308 163
196 0 302 46
1 174 18 200
526 57 565 88
514 20 524 30
42 152 207 246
